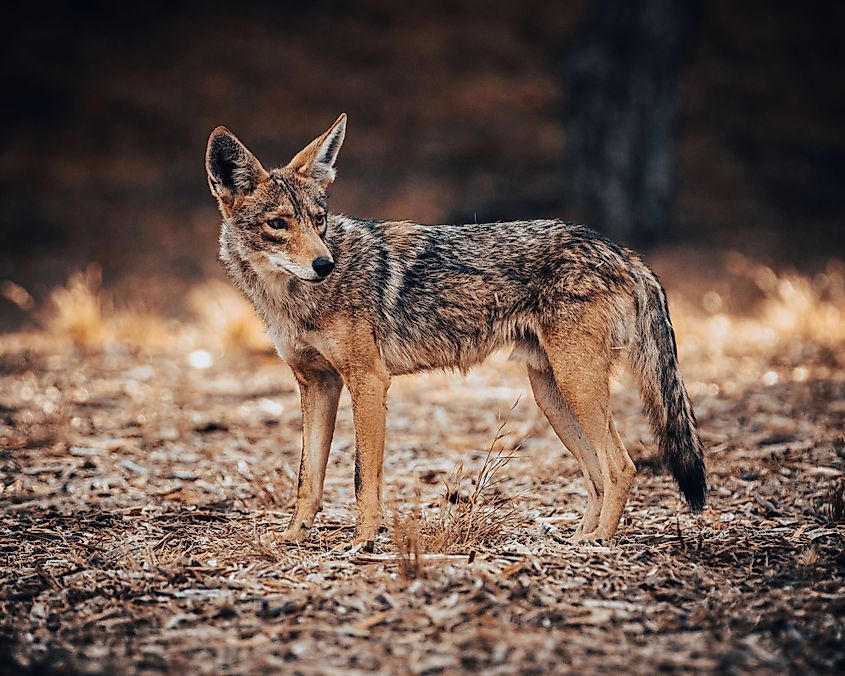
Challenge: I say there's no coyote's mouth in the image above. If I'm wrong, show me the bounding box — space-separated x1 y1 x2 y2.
259 253 327 284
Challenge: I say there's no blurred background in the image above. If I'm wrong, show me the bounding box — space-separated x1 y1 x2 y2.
1 0 843 329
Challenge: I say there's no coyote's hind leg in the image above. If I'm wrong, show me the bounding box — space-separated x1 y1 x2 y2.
596 418 637 538
542 317 636 541
528 365 603 539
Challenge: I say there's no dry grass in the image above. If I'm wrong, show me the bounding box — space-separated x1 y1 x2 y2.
36 270 271 356
186 280 272 354
43 266 111 350
673 254 845 364
390 498 426 579
390 403 525 579
423 412 524 552
825 480 845 525
41 266 176 352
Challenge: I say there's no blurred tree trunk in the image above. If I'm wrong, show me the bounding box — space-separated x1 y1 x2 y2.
564 0 698 244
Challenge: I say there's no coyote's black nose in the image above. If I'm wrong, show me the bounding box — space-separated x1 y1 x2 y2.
312 256 335 277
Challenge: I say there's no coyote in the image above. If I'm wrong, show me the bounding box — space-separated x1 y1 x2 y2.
205 114 706 546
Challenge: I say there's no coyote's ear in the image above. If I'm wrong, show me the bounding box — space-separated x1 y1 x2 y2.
206 127 268 213
287 113 347 186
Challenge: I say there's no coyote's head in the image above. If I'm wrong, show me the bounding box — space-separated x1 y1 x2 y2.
205 114 346 283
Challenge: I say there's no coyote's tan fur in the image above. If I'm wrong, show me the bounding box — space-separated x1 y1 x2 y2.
205 114 706 546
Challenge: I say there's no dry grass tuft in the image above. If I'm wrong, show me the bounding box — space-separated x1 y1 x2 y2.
43 267 178 351
823 480 845 525
748 258 845 352
44 266 111 350
187 280 271 354
424 439 522 552
390 494 425 579
797 546 819 567
391 402 524 564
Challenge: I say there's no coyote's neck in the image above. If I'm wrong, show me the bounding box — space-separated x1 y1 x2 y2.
220 238 322 336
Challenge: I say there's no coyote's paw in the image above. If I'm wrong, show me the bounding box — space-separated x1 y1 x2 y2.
569 528 611 545
323 517 383 555
273 522 312 546
348 524 380 552
350 534 377 553
329 537 375 556
327 522 380 554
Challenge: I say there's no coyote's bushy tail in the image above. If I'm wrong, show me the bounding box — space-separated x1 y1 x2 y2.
629 268 706 511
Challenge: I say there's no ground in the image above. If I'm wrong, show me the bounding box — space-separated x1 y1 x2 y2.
1 258 844 674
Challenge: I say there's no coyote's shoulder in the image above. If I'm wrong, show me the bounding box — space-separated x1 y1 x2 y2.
206 114 706 547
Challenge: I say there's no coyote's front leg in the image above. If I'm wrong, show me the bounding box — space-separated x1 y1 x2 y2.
277 358 342 544
345 364 390 546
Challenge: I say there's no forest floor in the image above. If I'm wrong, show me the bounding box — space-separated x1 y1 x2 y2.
1 257 844 674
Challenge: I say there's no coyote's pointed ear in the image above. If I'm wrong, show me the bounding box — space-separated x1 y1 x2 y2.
287 113 347 186
206 127 268 213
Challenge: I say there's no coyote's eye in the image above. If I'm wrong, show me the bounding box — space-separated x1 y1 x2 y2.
316 213 327 235
266 218 288 231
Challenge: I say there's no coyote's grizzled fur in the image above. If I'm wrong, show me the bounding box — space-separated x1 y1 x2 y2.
205 114 706 546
